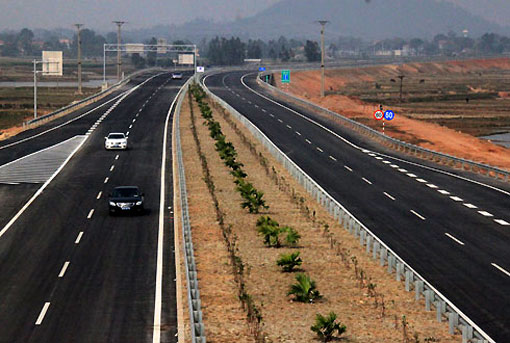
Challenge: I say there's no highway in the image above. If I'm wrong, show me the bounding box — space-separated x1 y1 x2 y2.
204 71 510 342
0 71 186 342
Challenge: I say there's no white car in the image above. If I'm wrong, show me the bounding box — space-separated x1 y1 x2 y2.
171 72 183 80
105 132 128 150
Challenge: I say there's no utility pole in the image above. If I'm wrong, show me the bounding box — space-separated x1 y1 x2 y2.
74 24 83 94
113 21 125 81
317 20 329 98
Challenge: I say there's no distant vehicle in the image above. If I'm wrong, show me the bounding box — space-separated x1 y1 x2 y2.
172 72 183 80
104 132 128 150
108 186 144 214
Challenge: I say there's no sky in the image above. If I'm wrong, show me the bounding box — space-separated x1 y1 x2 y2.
0 0 508 32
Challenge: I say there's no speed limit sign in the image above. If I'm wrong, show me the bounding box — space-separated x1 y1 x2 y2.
373 110 384 121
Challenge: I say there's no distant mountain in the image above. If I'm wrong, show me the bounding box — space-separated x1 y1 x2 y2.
130 0 510 41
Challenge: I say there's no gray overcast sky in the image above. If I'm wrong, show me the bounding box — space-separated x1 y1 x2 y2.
0 0 508 32
0 0 280 31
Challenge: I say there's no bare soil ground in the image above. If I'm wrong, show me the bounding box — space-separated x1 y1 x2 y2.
178 88 460 342
0 86 99 131
276 58 510 170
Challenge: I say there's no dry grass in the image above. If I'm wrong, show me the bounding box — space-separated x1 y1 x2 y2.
179 88 461 342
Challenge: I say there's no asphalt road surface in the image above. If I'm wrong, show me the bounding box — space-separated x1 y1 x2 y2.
0 71 187 342
204 71 510 342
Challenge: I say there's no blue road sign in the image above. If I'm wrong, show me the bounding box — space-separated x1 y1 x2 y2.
259 66 266 72
384 110 395 121
281 69 291 83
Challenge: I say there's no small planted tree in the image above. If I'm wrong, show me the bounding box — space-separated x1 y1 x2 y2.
276 252 302 272
311 312 347 342
288 273 321 303
282 226 301 246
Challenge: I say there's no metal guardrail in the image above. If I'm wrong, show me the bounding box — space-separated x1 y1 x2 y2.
201 76 494 343
257 71 510 183
25 68 162 127
174 75 206 343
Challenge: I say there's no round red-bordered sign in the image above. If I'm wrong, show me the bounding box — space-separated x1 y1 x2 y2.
373 110 384 120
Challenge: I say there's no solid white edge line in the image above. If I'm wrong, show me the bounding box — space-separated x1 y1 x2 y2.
75 232 84 244
445 233 465 246
491 263 510 277
58 261 70 277
0 135 88 239
35 302 50 325
410 210 426 220
153 76 189 343
384 192 395 201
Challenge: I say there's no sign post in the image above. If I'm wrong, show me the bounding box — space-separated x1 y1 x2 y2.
281 69 290 84
34 51 63 119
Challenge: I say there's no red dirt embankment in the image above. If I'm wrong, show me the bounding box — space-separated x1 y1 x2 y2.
276 58 510 170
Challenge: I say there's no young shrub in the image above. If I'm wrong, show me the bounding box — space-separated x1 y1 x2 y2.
276 251 302 272
288 273 321 303
257 221 281 247
282 226 301 246
256 216 279 228
310 312 347 342
230 168 247 179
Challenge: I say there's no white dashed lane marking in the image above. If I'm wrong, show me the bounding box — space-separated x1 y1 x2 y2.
398 169 408 173
35 302 51 325
110 165 115 172
494 219 510 226
450 196 463 202
390 164 399 168
492 263 510 277
445 233 465 246
75 232 84 244
426 184 438 189
362 178 372 185
58 261 70 277
316 147 323 153
296 131 301 136
416 178 427 183
329 156 337 161
406 173 417 178
104 177 109 184
115 155 119 160
463 203 477 209
87 209 95 219
478 211 494 217
344 165 353 172
96 191 102 200
277 119 283 123
305 139 312 144
286 125 292 129
438 190 450 195
410 210 426 220
384 192 395 201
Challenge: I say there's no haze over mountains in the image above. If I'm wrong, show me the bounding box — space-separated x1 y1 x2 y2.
1 0 509 40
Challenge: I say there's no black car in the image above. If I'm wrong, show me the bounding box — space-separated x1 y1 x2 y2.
108 186 144 214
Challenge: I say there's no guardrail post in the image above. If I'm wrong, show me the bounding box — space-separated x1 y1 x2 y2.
436 300 445 322
396 262 404 281
366 236 372 254
405 270 412 291
372 241 380 260
425 290 433 311
462 325 473 343
415 280 424 300
387 255 395 273
359 230 366 246
449 312 459 334
380 247 386 266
